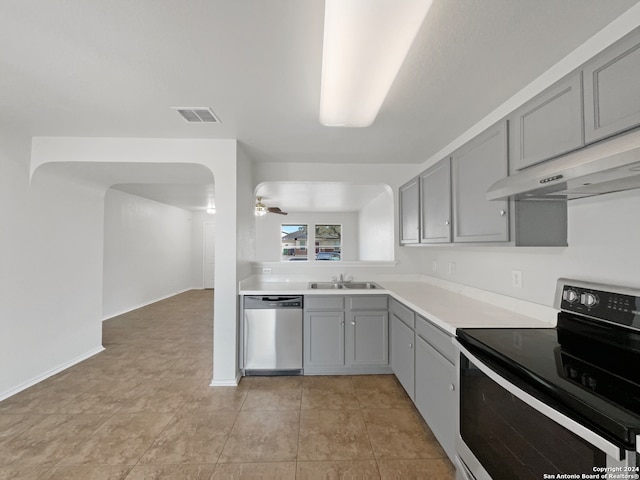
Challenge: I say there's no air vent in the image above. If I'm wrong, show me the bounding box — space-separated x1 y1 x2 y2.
172 107 220 123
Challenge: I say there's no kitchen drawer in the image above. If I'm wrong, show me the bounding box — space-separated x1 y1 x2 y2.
304 296 344 311
415 314 455 364
349 295 388 311
389 298 415 329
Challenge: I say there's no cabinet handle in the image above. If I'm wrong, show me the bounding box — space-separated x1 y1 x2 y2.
449 383 455 391
499 209 506 216
341 322 345 326
409 343 413 349
350 321 356 326
444 220 450 225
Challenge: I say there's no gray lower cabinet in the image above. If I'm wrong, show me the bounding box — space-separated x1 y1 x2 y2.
415 333 456 461
303 295 390 374
305 310 345 367
584 28 640 143
390 314 415 400
420 158 452 244
452 121 510 243
399 177 420 244
510 72 584 171
349 310 389 366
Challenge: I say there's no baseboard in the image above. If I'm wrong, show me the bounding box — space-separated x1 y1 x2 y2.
102 287 201 321
210 371 242 387
0 345 105 401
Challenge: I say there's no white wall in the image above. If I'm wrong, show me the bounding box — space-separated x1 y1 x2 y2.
255 211 359 262
190 211 217 289
358 189 394 261
236 145 255 282
407 189 640 307
30 137 241 387
102 189 195 319
0 134 105 399
252 161 421 274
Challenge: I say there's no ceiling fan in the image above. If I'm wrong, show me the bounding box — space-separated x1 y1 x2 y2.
255 196 288 216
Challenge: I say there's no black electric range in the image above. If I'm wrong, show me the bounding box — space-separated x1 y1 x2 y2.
456 278 640 452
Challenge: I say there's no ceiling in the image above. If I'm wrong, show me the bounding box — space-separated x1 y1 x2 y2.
256 182 390 212
2 0 639 210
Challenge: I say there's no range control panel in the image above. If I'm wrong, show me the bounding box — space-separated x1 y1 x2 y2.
559 283 640 330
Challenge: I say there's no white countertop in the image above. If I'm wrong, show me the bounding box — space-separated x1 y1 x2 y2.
239 279 555 335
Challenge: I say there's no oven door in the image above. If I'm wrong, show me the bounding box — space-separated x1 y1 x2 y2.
454 342 632 480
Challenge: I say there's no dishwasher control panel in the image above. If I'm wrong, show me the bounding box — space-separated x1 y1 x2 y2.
244 296 303 309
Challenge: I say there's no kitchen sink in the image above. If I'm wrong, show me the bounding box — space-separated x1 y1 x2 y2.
309 282 344 289
308 282 381 290
342 282 381 289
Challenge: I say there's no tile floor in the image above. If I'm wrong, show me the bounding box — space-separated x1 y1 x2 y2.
0 290 455 479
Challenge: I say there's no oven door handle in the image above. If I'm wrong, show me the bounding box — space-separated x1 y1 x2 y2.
455 340 624 461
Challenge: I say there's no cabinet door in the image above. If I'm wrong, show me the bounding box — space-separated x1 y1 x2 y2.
415 335 456 461
348 311 389 366
584 29 640 143
510 73 584 171
420 158 452 243
399 178 420 244
452 121 509 242
391 315 415 400
304 311 345 367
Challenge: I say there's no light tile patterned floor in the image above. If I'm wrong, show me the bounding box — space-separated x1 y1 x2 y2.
0 290 455 479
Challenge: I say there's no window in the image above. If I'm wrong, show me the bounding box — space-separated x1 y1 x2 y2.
281 225 308 261
315 224 341 261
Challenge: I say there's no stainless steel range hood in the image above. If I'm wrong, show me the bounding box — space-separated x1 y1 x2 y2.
487 129 640 201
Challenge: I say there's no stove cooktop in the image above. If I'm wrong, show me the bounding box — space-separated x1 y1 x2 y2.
457 326 640 450
457 279 640 451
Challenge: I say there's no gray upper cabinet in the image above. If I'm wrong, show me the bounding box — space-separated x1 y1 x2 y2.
584 28 640 143
419 158 452 243
510 73 584 171
452 121 509 243
399 178 420 244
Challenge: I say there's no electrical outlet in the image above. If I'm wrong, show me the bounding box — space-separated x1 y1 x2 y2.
262 267 272 274
448 262 456 275
432 261 437 272
512 270 522 288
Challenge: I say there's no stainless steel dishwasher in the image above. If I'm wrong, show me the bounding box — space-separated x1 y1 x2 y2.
243 296 303 375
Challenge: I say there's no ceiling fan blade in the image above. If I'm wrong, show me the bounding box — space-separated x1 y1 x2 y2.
267 207 288 215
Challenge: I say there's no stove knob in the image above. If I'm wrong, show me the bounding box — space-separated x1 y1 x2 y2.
563 289 579 303
581 374 597 391
580 293 598 308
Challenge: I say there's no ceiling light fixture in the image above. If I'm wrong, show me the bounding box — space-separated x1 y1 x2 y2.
319 0 433 127
254 197 267 217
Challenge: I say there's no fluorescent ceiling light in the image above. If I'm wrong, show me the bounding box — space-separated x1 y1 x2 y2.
320 0 433 127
